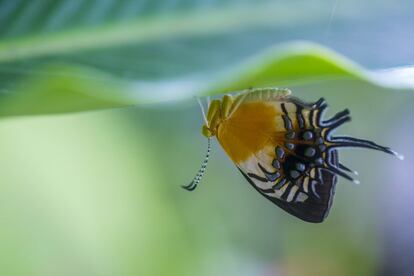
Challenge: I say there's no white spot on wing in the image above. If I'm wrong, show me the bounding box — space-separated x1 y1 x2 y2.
287 185 299 202
295 192 308 203
303 177 309 193
310 168 316 178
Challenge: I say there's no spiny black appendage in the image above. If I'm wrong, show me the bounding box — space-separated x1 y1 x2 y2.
182 138 211 191
322 107 403 160
321 107 404 183
329 136 404 160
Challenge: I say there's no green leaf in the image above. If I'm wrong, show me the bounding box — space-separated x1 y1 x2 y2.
0 1 413 117
1 41 413 117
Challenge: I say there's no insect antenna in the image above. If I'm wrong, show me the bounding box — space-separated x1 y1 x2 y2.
197 97 208 125
182 137 211 191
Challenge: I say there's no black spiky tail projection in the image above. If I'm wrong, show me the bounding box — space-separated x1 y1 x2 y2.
182 137 211 191
317 99 404 184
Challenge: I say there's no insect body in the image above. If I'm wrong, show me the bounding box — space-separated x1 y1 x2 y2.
183 88 402 223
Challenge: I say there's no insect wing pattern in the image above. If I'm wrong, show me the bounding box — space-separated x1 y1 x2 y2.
225 93 398 223
184 88 401 223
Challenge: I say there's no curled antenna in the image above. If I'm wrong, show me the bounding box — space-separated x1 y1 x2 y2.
182 138 211 191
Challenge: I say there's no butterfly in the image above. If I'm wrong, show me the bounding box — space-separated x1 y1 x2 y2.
183 88 403 223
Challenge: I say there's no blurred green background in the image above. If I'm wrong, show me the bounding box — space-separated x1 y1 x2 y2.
0 1 413 275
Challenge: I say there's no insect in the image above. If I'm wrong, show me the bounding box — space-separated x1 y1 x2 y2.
183 88 403 223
